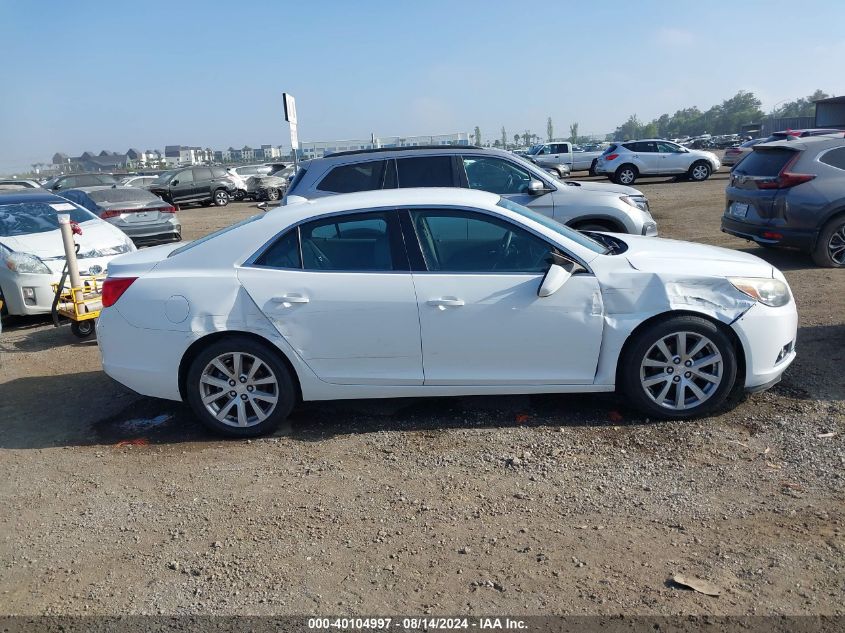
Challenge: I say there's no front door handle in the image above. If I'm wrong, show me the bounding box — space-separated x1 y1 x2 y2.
428 297 465 309
272 294 309 305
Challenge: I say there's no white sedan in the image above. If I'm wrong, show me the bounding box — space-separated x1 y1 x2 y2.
97 188 797 437
0 191 136 317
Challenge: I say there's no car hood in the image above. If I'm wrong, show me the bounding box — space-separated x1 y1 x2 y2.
562 180 643 196
0 220 129 259
618 234 773 278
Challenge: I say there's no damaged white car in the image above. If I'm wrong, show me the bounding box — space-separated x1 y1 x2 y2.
97 188 797 436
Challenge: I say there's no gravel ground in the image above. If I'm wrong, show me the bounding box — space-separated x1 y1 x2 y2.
0 169 842 616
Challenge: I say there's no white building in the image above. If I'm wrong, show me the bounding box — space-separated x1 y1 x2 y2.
298 132 469 160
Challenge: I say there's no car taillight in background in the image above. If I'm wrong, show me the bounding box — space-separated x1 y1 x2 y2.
100 205 177 219
101 277 138 308
605 153 619 161
755 152 816 190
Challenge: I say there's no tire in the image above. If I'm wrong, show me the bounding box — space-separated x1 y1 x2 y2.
213 189 230 207
614 164 638 185
71 319 96 339
620 315 738 419
811 214 845 268
689 161 712 182
186 336 296 437
266 187 280 201
234 190 246 201
589 159 598 177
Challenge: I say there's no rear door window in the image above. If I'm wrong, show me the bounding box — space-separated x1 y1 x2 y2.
820 147 845 170
193 167 212 182
396 156 456 187
735 149 796 176
299 211 404 271
317 160 387 193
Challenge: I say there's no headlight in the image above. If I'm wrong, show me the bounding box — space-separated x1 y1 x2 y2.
729 277 791 307
620 195 651 214
4 252 51 274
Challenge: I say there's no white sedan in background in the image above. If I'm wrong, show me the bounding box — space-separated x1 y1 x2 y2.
0 191 135 316
97 188 797 437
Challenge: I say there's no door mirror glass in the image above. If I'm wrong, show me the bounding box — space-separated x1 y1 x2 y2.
538 263 572 297
527 179 548 196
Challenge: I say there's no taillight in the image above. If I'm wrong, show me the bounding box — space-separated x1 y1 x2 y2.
755 152 815 189
160 205 177 214
100 210 120 219
605 153 619 161
102 277 137 308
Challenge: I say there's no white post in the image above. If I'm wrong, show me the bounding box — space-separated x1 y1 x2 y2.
57 214 83 305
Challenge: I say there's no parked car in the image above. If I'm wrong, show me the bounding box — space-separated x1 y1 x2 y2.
0 179 42 190
721 136 845 267
761 128 844 143
249 166 295 201
525 141 603 176
119 175 159 188
148 166 236 207
225 168 249 200
59 186 181 246
595 140 721 185
97 187 796 437
42 173 119 191
283 146 657 236
0 191 135 316
722 138 765 166
229 164 273 180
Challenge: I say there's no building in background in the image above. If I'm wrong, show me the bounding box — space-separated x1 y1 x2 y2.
297 132 470 160
814 96 845 130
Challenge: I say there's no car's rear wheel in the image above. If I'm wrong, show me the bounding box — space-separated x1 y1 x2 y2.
213 189 230 207
620 316 737 419
589 159 598 176
614 164 638 185
689 161 712 182
186 336 296 437
812 214 845 267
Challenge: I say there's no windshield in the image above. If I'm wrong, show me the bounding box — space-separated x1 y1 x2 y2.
526 144 544 155
88 188 160 205
152 170 177 185
0 201 98 237
496 198 607 255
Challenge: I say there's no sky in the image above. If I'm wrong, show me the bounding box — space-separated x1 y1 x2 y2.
1 0 844 174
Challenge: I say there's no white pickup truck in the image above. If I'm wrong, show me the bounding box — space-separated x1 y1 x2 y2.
525 142 605 177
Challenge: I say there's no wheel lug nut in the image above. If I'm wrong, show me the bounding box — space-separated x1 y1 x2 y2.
673 357 681 364
247 386 254 392
667 368 673 374
239 376 247 383
240 394 248 401
229 390 236 397
229 380 236 387
685 360 692 367
685 371 692 378
673 376 680 383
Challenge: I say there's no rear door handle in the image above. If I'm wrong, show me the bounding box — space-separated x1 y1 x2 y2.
272 294 309 304
428 297 464 308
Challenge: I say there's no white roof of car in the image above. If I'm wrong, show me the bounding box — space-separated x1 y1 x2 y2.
272 188 502 223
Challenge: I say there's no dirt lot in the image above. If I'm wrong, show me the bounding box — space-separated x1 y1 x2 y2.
0 171 842 617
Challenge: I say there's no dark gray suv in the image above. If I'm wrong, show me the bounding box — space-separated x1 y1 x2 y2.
722 135 845 267
148 166 236 207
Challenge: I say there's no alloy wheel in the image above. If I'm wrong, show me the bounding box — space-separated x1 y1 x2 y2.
639 331 723 411
215 191 228 205
199 352 280 428
619 169 635 184
692 164 710 180
828 222 845 265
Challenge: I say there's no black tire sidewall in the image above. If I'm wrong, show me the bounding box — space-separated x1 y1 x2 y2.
615 165 637 185
186 336 295 437
689 161 711 181
620 315 738 419
811 214 845 268
213 190 230 207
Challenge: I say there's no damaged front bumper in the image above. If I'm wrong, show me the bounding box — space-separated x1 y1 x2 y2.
730 301 797 391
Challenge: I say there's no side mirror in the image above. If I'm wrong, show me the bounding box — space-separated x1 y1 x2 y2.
527 179 548 196
171 179 179 185
53 183 62 190
538 263 572 297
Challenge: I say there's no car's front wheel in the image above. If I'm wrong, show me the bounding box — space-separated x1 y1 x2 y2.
812 214 845 268
689 161 712 182
266 187 281 201
620 316 737 419
213 189 230 207
186 336 296 437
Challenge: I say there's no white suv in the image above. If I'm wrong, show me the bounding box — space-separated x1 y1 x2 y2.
596 139 721 185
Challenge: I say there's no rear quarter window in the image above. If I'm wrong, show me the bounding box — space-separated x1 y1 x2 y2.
819 147 845 170
317 160 386 193
735 149 797 176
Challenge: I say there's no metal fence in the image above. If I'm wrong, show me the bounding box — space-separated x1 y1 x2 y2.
760 116 815 137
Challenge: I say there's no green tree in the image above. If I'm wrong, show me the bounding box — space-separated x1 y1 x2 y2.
474 126 482 145
521 130 532 147
513 133 521 146
613 115 642 141
547 117 554 142
773 90 831 118
569 122 579 143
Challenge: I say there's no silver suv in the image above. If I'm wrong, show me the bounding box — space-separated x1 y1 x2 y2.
284 146 657 236
596 139 721 185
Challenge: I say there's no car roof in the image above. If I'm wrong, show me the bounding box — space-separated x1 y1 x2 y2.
755 136 845 151
0 190 71 205
324 145 483 159
273 187 501 221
